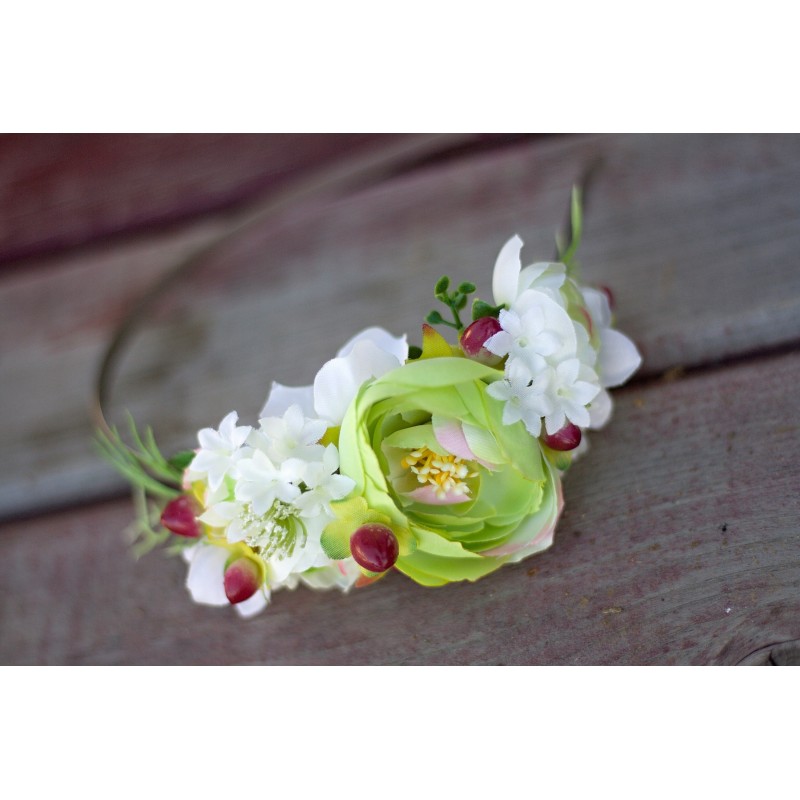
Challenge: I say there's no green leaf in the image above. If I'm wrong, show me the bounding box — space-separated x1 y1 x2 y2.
168 450 196 471
126 485 172 559
471 298 504 321
95 415 183 499
434 275 450 296
426 310 444 325
559 185 583 271
457 281 476 294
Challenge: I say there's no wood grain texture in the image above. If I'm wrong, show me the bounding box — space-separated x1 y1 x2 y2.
0 134 391 267
1 349 798 665
2 134 800 522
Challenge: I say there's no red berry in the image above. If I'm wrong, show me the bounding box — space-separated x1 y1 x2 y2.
160 495 201 538
542 423 582 451
460 317 504 366
223 557 261 604
350 524 399 573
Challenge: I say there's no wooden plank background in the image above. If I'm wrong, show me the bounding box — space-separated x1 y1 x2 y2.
1 133 798 664
0 134 391 266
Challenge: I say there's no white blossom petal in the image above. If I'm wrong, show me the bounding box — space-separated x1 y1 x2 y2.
260 382 315 419
544 408 566 436
185 545 229 606
234 587 270 618
598 328 642 388
314 339 402 424
188 412 251 492
588 388 613 429
518 262 567 294
300 560 361 591
582 287 612 329
492 234 523 307
336 326 408 363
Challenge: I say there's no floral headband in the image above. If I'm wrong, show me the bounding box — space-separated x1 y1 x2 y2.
99 189 641 617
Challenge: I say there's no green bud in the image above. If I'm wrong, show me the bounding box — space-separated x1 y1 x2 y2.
426 310 445 325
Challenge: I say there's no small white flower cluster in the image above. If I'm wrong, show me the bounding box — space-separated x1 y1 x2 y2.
183 406 358 616
180 327 410 617
485 235 641 440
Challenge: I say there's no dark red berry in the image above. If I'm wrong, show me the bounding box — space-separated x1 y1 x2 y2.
350 524 399 573
223 557 261 604
160 495 201 538
460 317 504 366
542 423 582 451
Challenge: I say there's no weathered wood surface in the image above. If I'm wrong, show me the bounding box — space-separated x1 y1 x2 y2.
0 134 391 267
0 133 798 664
1 349 797 665
2 134 799 522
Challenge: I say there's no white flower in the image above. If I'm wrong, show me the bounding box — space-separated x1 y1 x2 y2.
300 559 362 592
582 287 642 389
233 449 304 515
181 536 359 619
293 444 355 517
486 300 571 372
491 234 567 307
543 358 600 434
187 411 252 492
487 359 554 437
260 382 315 419
587 387 613 429
252 403 327 464
486 234 639 437
200 494 327 585
182 543 269 618
200 431 355 588
313 330 407 425
259 327 408 426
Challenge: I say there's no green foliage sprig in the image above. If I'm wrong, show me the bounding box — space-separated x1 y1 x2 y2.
125 484 193 559
96 415 196 558
426 276 476 331
555 185 583 274
426 275 506 335
95 415 189 498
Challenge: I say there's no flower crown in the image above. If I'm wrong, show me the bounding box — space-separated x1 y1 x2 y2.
99 190 641 617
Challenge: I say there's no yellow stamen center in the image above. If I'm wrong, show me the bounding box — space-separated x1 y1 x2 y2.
400 447 478 500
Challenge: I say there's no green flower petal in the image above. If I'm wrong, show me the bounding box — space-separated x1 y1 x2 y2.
335 357 559 586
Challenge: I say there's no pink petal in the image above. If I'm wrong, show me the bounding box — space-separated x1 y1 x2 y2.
432 418 496 470
406 485 471 506
432 418 476 462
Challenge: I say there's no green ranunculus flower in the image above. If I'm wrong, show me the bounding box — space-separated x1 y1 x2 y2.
322 353 563 586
